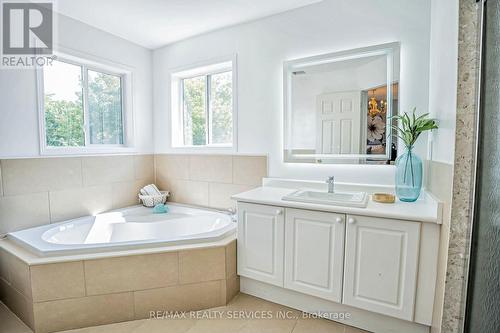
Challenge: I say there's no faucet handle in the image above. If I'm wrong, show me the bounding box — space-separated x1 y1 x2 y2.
326 176 334 182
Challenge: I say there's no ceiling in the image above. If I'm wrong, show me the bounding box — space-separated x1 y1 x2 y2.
54 0 323 49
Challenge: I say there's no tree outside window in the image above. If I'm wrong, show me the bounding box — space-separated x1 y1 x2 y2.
43 59 125 148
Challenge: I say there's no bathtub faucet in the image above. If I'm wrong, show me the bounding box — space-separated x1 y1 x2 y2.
326 176 335 193
226 208 237 222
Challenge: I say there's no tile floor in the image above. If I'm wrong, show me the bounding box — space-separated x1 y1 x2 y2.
0 293 370 333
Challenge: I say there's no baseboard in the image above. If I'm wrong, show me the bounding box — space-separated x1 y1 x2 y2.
240 277 429 333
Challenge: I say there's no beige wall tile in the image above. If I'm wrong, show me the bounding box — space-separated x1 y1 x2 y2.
1 158 82 196
111 179 151 209
179 247 225 284
7 254 31 299
134 155 154 181
1 281 34 330
222 276 240 304
134 280 223 319
160 179 209 206
0 192 50 234
155 154 190 181
208 183 254 209
427 160 454 202
49 185 113 222
156 175 169 193
189 155 232 183
31 261 85 302
0 301 34 333
33 292 134 333
225 240 237 278
232 156 267 186
84 252 178 295
82 156 135 186
0 248 11 282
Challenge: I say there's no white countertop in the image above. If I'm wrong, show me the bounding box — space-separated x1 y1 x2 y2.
232 186 442 224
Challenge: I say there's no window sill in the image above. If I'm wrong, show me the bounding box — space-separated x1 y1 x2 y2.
40 146 138 156
169 145 236 154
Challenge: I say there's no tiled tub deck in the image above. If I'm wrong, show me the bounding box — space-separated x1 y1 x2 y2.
0 239 239 333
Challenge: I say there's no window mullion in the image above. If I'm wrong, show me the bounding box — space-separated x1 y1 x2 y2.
206 74 211 145
181 79 186 146
82 66 90 147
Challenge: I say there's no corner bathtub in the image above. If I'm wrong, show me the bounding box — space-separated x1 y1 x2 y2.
7 204 236 257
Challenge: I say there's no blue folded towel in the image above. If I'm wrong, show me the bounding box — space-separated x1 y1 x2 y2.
153 204 168 214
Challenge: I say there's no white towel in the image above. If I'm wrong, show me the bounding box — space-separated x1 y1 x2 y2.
142 184 162 196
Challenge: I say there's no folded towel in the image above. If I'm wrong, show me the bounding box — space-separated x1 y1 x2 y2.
153 204 168 214
141 184 162 196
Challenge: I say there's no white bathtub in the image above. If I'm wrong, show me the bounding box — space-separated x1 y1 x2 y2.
7 204 236 257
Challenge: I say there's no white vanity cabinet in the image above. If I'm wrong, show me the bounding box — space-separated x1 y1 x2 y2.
343 214 421 321
237 202 285 287
236 202 427 322
284 208 345 302
234 185 441 333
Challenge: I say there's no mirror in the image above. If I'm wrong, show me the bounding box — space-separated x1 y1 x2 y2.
284 42 400 164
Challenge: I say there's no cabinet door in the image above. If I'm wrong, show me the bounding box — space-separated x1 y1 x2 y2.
237 202 285 286
284 209 345 302
343 215 420 320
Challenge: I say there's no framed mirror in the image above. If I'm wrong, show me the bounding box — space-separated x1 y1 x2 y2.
283 42 400 164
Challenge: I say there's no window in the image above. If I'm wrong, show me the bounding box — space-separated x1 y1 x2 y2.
171 58 236 150
40 56 130 153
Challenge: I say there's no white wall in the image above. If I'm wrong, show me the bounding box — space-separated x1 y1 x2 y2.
428 0 459 164
426 2 459 331
0 14 153 158
153 0 432 184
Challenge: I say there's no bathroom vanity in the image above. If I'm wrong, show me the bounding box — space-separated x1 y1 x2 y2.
232 179 442 333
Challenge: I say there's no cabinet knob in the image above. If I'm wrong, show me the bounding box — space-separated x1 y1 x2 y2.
275 209 283 215
335 217 343 223
348 217 356 224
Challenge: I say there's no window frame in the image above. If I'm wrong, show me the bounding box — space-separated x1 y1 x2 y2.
170 55 238 152
36 49 135 155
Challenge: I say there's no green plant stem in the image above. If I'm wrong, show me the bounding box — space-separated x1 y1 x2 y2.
403 151 409 183
403 147 416 188
409 150 415 187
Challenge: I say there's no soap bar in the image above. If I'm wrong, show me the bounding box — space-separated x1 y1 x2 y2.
372 193 396 203
153 204 168 214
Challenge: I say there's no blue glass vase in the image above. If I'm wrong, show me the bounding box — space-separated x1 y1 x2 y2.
395 146 422 202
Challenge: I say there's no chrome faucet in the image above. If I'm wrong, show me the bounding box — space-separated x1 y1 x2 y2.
226 208 238 223
326 176 335 193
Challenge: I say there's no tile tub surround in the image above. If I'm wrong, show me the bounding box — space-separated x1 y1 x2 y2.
0 155 155 235
155 154 268 209
0 153 266 235
0 240 239 333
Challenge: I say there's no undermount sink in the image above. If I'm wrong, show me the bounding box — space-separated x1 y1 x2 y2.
282 190 368 208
